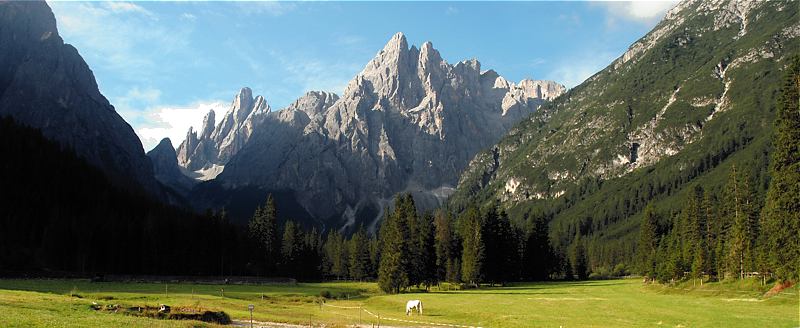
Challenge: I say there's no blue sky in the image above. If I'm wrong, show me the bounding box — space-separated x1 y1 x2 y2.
48 1 677 151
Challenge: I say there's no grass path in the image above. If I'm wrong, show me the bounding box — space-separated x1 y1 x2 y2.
0 278 796 327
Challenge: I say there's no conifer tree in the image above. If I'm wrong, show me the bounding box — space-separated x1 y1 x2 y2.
523 213 553 281
570 232 588 280
248 194 279 274
726 166 757 279
460 206 484 286
760 55 800 282
417 213 438 289
637 205 659 280
281 220 302 274
348 225 371 281
434 210 455 282
378 194 413 293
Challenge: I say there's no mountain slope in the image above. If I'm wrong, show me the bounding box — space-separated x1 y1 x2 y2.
195 33 564 229
0 1 159 194
147 138 196 195
451 0 799 267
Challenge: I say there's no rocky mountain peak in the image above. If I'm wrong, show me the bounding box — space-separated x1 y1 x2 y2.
147 137 195 194
213 33 566 229
176 87 270 173
200 109 215 139
150 138 177 159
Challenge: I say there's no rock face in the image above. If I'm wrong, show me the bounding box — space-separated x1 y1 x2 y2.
147 138 195 194
0 1 159 194
176 87 269 175
205 33 564 229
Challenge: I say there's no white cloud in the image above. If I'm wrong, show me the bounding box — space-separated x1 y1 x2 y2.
241 1 296 16
136 101 228 151
104 1 155 18
544 51 618 89
595 0 678 24
180 13 197 21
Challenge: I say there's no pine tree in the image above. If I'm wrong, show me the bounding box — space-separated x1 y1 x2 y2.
281 220 305 275
348 225 371 281
417 213 438 289
378 194 413 293
324 230 349 279
434 210 455 282
570 232 588 280
523 213 553 281
460 206 484 286
702 192 719 279
248 194 279 274
760 55 800 282
726 166 756 279
636 204 659 280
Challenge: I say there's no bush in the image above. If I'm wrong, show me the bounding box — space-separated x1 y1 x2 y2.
319 290 332 299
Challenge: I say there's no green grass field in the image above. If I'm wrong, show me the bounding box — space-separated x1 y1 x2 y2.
0 278 796 327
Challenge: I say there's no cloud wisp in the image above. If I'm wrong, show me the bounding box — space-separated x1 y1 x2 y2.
595 0 678 26
136 101 228 151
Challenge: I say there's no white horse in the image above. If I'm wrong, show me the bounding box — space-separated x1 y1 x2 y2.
405 300 423 316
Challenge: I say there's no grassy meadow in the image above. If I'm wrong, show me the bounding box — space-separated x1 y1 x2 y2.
0 278 796 327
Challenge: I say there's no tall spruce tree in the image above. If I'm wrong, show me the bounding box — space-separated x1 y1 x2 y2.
248 194 279 274
726 166 756 279
378 194 413 293
434 210 455 282
280 220 302 275
417 213 438 289
637 205 659 280
460 206 484 286
523 212 553 281
570 232 588 280
760 56 800 283
348 225 371 281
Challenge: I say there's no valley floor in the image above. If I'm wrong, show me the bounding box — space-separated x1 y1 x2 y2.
0 278 796 327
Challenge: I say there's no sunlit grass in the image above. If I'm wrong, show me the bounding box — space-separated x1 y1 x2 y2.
0 278 795 327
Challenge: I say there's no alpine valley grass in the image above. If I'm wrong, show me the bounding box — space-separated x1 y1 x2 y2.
0 278 795 327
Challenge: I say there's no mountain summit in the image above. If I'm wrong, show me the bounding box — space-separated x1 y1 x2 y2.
193 33 564 229
176 87 269 179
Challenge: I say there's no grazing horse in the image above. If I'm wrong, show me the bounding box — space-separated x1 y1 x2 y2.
405 300 423 315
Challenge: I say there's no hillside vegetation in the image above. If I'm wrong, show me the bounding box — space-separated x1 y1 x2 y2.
450 0 799 275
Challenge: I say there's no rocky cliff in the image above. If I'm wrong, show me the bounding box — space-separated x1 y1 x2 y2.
202 33 564 229
176 87 269 177
0 1 159 194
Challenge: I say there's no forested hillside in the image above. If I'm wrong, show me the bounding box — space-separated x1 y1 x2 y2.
450 0 799 277
0 117 244 275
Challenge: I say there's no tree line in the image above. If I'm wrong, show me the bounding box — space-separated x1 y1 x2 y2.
242 193 561 292
636 56 799 284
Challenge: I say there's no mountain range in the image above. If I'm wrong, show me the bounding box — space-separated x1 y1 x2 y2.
2 0 797 268
168 33 564 229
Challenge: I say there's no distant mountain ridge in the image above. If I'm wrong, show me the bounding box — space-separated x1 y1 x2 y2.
177 33 564 229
